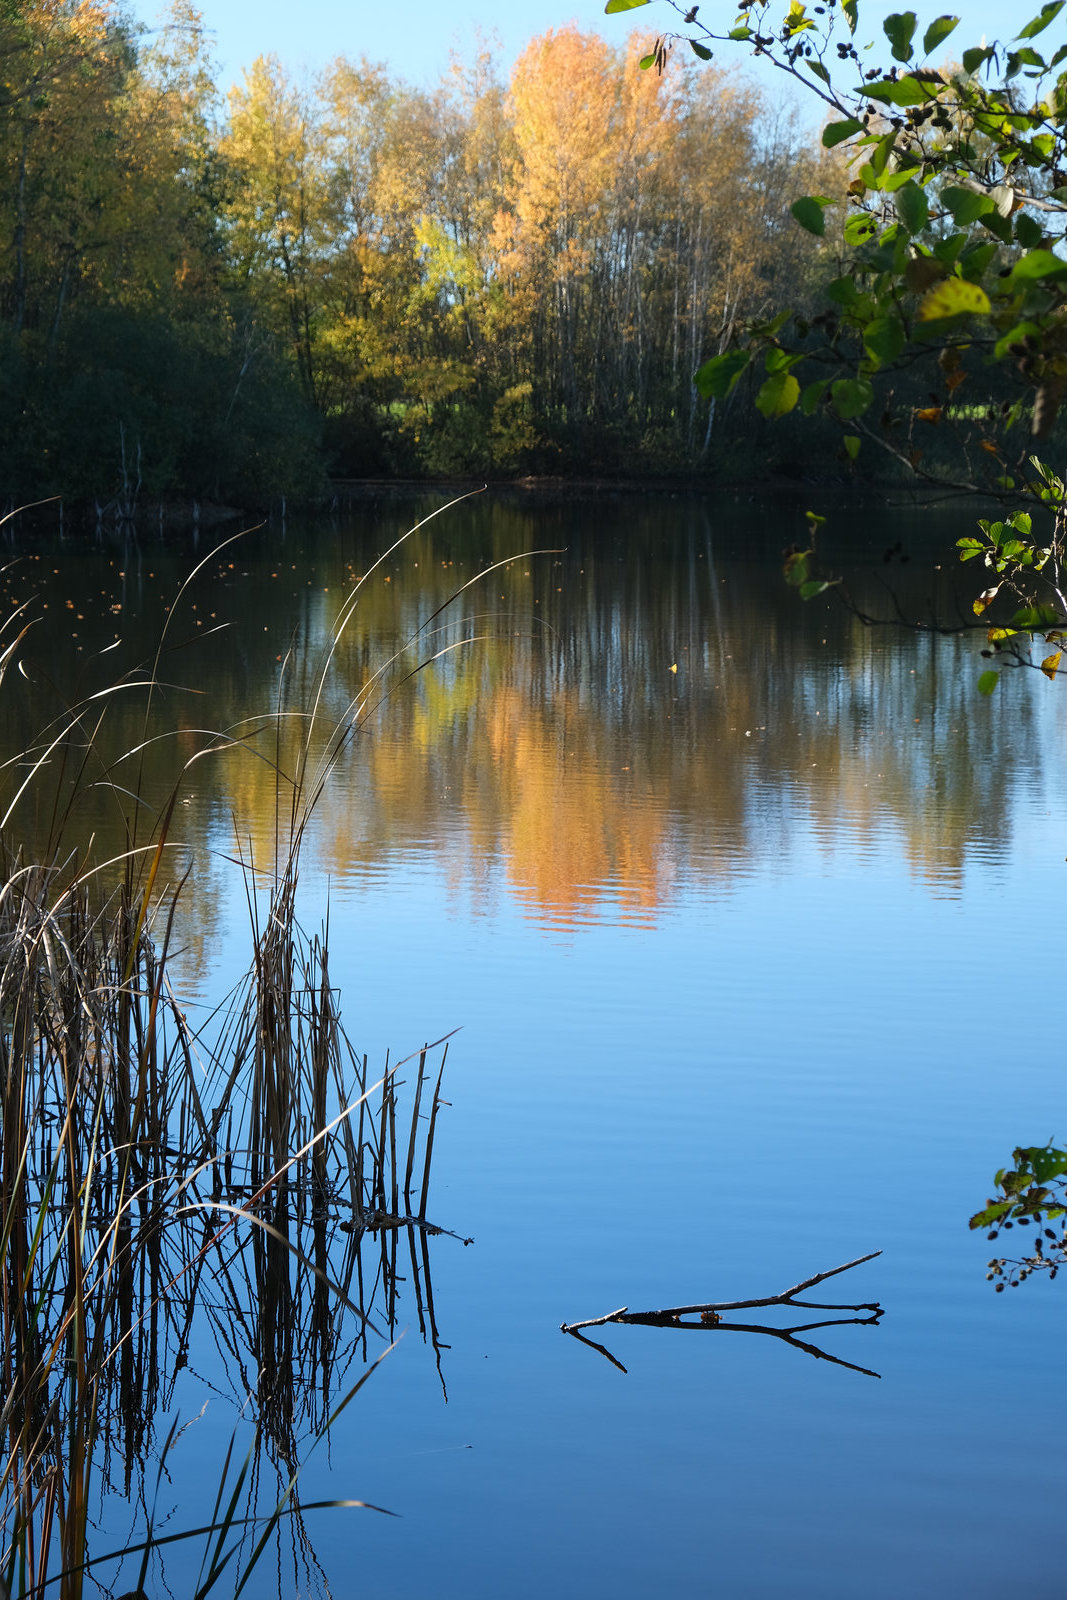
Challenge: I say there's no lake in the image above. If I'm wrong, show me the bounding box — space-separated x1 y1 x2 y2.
1 488 1063 1599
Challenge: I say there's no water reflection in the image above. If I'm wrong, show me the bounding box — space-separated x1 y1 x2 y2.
0 496 1045 958
1 494 1061 1598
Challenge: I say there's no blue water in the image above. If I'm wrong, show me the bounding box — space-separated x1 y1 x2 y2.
9 492 1064 1597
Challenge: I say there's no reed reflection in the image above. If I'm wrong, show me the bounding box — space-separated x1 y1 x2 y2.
0 848 461 1600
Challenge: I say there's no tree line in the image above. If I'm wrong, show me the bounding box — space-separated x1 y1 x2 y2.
0 0 840 506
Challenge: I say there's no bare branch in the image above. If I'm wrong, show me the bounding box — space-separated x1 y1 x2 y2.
560 1252 882 1332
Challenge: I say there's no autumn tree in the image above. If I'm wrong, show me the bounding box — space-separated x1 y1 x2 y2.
222 54 334 406
0 13 839 498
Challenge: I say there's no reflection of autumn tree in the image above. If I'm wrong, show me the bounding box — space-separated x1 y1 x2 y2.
0 507 1044 939
481 687 668 920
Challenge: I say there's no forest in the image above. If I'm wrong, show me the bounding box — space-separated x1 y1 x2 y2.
0 0 844 506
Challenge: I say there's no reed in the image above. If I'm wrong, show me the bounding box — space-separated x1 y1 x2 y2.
0 504 482 1600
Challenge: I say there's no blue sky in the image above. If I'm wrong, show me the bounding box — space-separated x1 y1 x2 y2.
129 0 1035 94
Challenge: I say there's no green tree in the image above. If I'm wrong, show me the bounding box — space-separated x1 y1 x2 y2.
222 54 334 406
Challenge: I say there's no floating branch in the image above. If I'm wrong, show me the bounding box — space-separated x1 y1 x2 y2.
560 1252 883 1333
560 1253 884 1377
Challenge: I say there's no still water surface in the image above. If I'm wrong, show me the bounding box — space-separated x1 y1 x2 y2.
6 491 1065 1597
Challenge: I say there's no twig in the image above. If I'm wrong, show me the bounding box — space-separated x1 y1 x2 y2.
560 1252 882 1333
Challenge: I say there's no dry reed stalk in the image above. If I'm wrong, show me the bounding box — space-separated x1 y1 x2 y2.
0 494 514 1596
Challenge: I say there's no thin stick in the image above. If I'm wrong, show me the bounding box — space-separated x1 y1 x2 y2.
560 1253 882 1333
559 1307 628 1332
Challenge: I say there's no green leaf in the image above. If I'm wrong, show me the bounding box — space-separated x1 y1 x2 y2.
1008 602 1062 628
843 435 861 460
863 75 938 106
941 186 994 224
755 371 801 418
1015 213 1044 249
1017 1145 1067 1183
895 180 929 234
1010 45 1048 69
639 54 656 69
959 241 998 280
694 349 750 400
604 0 650 10
864 315 906 365
791 195 831 235
800 579 832 598
728 25 753 38
827 275 860 306
933 232 966 263
800 379 828 415
842 0 858 32
806 59 831 84
1016 1 1065 39
825 116 863 148
969 1198 1015 1228
690 39 713 59
830 378 874 419
880 162 921 191
981 208 1014 245
870 130 899 178
884 10 917 61
994 320 1042 358
956 537 985 559
1010 247 1067 280
917 279 991 320
844 212 878 245
922 14 958 54
785 0 816 34
784 550 812 587
977 670 1000 694
962 45 994 73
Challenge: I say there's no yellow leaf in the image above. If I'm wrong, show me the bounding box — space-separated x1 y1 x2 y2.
1041 650 1062 679
918 279 992 320
974 585 999 616
915 406 942 423
669 663 678 673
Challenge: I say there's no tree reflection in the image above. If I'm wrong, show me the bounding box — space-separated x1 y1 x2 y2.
0 498 1042 953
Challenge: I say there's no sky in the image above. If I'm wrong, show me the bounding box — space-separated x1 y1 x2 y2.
125 0 1036 95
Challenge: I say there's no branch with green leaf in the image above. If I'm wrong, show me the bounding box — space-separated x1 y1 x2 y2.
608 0 1067 691
970 1144 1067 1287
